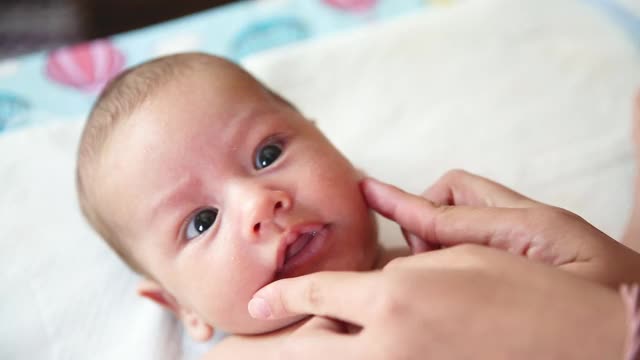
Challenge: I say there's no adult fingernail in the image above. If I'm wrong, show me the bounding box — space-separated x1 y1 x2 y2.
248 297 272 319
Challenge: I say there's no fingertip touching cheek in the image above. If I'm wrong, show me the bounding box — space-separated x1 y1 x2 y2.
97 67 379 335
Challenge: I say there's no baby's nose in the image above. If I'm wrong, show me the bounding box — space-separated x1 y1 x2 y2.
253 199 283 233
245 188 291 239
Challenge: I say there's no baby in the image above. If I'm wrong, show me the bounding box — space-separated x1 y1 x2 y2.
77 50 640 358
76 52 408 356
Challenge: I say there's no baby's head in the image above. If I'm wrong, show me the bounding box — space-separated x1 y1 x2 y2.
76 53 378 337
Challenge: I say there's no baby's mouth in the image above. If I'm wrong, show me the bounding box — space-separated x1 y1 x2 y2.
285 231 317 261
277 224 329 277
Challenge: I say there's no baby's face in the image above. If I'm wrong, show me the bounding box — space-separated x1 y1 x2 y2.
97 70 378 334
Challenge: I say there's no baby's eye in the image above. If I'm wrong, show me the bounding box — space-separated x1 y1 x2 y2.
255 143 282 170
185 208 218 240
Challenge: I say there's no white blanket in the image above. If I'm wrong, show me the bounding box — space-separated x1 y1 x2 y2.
2 0 639 359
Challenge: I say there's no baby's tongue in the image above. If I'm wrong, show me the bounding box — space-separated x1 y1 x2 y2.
285 232 316 260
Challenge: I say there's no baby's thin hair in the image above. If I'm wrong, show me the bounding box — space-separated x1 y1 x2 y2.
76 52 293 275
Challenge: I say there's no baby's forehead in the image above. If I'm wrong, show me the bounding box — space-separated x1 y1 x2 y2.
146 65 290 117
151 74 271 123
123 77 290 143
179 60 267 95
107 56 297 150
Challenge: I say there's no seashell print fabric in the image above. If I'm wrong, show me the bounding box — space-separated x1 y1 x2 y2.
0 0 638 134
45 40 126 93
0 0 430 134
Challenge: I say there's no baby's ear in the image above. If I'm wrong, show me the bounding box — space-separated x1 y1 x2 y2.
137 279 214 342
137 278 180 313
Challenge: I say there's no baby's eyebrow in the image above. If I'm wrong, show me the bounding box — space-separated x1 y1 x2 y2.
149 175 199 225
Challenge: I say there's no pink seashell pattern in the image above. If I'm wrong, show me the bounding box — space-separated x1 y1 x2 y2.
45 39 126 93
322 0 377 12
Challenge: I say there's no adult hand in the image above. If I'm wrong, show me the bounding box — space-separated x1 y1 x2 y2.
250 245 626 359
246 172 640 359
387 170 640 287
400 169 539 253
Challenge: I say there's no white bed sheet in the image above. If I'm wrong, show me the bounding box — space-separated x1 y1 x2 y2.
2 0 639 359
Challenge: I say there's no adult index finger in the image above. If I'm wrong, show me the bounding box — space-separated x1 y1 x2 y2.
422 169 539 208
361 178 548 257
249 271 379 323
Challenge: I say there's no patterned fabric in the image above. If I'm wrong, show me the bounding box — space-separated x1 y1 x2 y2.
0 0 430 133
0 0 637 134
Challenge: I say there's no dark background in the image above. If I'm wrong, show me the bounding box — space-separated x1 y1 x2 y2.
0 0 236 59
